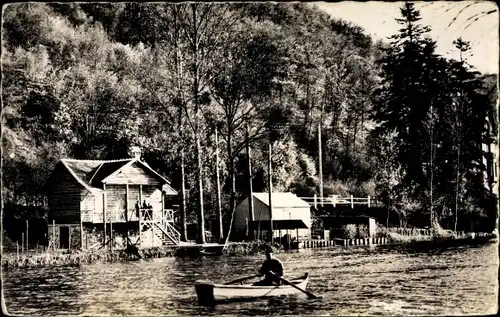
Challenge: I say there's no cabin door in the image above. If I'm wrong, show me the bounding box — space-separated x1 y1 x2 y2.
60 226 69 249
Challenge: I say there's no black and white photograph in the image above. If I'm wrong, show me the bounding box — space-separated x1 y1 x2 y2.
1 1 498 316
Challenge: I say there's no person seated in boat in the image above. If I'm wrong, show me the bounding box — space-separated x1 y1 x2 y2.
253 249 284 286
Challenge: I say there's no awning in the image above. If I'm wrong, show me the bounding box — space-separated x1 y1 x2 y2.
250 219 309 230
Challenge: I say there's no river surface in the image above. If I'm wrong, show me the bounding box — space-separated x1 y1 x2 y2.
2 242 498 316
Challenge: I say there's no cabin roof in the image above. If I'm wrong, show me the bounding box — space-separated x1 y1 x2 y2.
44 158 177 194
251 192 311 208
89 160 131 187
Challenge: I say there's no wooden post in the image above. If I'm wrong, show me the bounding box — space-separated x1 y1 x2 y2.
296 228 299 249
80 213 84 250
110 212 113 252
16 241 19 261
139 185 143 247
351 195 354 209
368 195 371 208
246 125 254 239
314 194 317 209
139 185 143 207
68 226 72 249
286 228 289 249
22 233 24 253
125 183 129 221
103 185 107 246
333 195 336 208
161 190 165 224
52 220 55 250
125 182 130 248
26 220 29 251
268 143 273 242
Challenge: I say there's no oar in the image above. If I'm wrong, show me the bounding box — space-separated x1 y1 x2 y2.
224 274 261 285
269 272 319 299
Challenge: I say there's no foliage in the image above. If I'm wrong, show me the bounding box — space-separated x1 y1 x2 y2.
1 2 496 241
371 2 496 231
341 224 357 239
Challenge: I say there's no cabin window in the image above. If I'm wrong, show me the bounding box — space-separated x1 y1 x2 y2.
60 226 70 249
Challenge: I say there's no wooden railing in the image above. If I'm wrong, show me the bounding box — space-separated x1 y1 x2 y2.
154 221 180 245
81 208 176 224
298 195 377 208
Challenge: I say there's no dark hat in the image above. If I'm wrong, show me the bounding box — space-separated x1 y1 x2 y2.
265 248 273 255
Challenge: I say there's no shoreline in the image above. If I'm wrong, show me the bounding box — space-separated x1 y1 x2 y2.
2 232 496 269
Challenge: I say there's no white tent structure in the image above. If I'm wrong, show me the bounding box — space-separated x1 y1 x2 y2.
233 192 312 241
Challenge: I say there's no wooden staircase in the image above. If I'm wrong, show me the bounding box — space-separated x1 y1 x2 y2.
138 208 180 247
153 222 179 246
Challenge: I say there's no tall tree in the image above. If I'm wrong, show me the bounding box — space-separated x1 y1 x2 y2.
372 2 446 225
209 19 289 240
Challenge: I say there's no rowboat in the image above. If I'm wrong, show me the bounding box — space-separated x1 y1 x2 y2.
195 273 309 305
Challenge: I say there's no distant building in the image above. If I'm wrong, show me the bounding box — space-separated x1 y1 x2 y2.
233 192 311 241
43 148 179 250
483 108 498 196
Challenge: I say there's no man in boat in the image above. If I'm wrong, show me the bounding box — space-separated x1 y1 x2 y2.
253 249 284 286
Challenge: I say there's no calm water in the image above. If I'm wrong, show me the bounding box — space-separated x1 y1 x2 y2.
2 242 498 316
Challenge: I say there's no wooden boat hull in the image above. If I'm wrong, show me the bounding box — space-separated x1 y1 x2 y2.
195 273 309 305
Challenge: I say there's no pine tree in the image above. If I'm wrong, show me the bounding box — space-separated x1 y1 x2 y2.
440 37 496 231
372 2 446 224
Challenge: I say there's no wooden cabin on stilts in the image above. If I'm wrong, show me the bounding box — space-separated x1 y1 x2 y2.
43 147 180 250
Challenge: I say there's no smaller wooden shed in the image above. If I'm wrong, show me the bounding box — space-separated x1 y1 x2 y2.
233 192 312 241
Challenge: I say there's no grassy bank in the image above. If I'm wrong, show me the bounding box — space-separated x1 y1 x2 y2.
384 227 497 244
222 240 274 256
2 242 273 268
2 246 177 268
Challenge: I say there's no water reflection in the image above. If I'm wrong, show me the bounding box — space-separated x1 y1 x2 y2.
2 242 498 316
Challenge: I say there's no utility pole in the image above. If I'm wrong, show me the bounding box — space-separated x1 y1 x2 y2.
268 142 273 242
318 123 324 208
215 127 223 243
246 125 254 239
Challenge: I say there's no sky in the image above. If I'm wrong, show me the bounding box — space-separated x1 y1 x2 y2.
314 1 498 75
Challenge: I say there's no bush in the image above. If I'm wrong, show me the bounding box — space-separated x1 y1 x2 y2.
376 224 387 238
357 224 369 238
341 224 357 239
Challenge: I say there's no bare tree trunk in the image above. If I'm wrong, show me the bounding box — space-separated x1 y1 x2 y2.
318 123 323 208
222 165 237 247
195 131 205 244
454 145 460 232
215 128 223 242
386 197 390 228
429 102 435 227
226 130 236 240
173 5 187 242
268 143 273 242
246 126 254 239
180 149 187 241
191 4 205 244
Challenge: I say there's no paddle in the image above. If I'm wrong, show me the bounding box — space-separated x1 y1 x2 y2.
224 274 261 285
268 272 319 299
